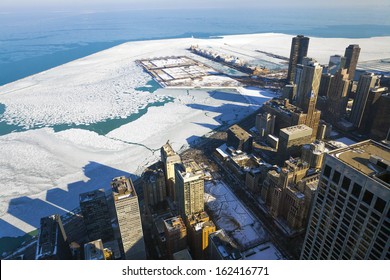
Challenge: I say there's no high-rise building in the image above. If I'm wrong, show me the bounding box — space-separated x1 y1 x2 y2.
357 86 388 135
261 98 321 141
261 158 319 232
302 141 327 169
370 93 390 141
163 216 187 258
328 55 346 75
287 35 310 83
294 58 323 139
79 189 114 242
344 44 361 80
324 69 351 124
111 176 146 260
186 211 216 259
226 124 253 153
277 125 313 162
350 73 379 129
318 73 333 97
142 167 167 208
295 58 323 114
175 160 205 216
256 112 276 138
281 83 297 101
161 142 182 199
301 140 390 260
35 214 72 260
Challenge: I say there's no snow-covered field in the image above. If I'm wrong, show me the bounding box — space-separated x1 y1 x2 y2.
1 33 390 239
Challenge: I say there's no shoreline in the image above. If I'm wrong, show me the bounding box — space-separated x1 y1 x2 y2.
1 32 390 241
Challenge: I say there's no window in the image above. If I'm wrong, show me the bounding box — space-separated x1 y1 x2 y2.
362 190 374 205
351 183 362 198
324 165 332 178
374 197 386 213
341 177 351 191
332 170 341 184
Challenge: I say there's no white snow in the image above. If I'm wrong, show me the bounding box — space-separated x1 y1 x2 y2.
1 33 390 238
204 181 268 249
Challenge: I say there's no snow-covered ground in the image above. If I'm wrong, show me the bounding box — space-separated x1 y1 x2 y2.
1 33 390 239
204 181 268 250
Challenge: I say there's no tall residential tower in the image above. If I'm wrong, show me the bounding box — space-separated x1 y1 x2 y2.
287 35 310 83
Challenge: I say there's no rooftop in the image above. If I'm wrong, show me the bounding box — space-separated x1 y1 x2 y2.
329 140 390 187
79 188 106 203
280 124 312 135
228 124 252 141
111 176 136 199
162 142 177 157
177 160 204 181
164 216 186 232
84 239 105 260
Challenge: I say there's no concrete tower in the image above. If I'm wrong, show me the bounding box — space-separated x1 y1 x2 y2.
344 44 361 80
301 140 390 260
175 160 205 217
111 176 146 260
350 73 379 128
79 189 114 243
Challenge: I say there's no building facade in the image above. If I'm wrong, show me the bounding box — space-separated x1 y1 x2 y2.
227 124 253 153
163 216 187 258
301 140 390 260
142 167 167 208
277 125 313 162
186 211 216 259
112 176 146 260
161 142 182 199
350 73 379 129
344 44 361 80
79 189 114 243
35 214 72 260
175 160 205 216
287 35 310 83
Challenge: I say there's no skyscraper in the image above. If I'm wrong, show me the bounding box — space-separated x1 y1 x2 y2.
79 189 114 242
161 142 182 199
328 55 346 75
163 216 187 258
175 160 205 216
142 167 167 208
318 73 333 97
35 214 72 260
294 58 323 139
111 176 146 260
287 35 310 83
344 44 361 80
357 86 388 134
186 211 216 259
350 73 379 128
369 93 390 141
324 68 351 123
301 140 390 260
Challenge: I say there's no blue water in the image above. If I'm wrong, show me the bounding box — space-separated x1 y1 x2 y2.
1 7 390 86
0 7 389 137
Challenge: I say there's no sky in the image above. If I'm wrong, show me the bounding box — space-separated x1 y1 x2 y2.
1 0 390 12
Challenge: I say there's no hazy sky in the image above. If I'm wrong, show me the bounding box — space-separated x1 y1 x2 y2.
1 0 390 11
